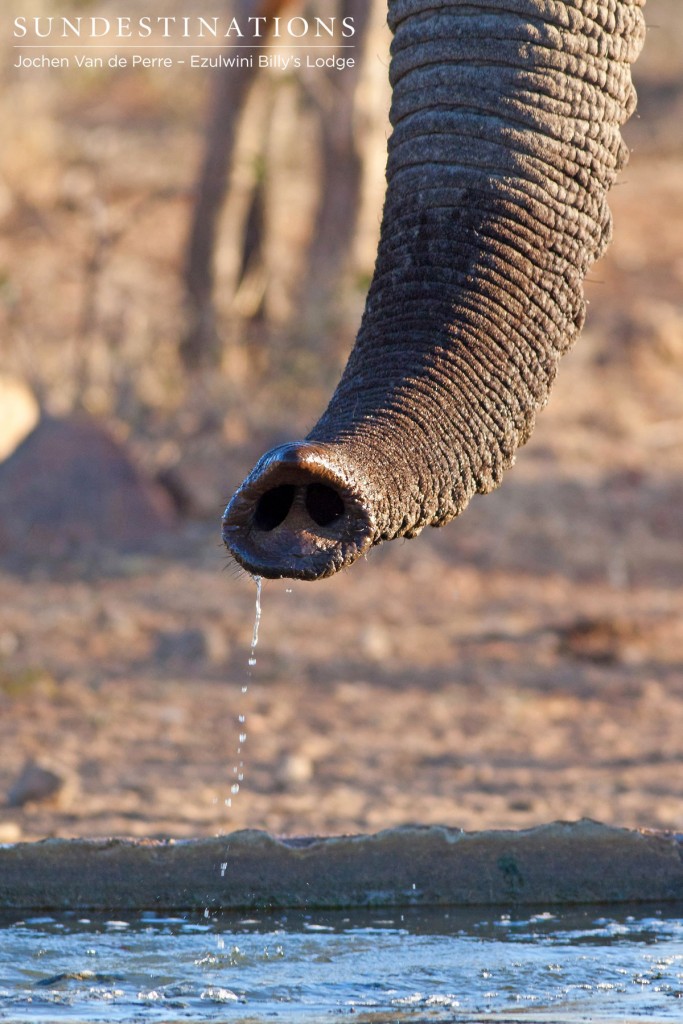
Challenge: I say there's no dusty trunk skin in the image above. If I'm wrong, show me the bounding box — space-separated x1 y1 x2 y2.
223 0 646 580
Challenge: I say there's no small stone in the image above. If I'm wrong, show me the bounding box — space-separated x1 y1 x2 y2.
275 753 314 790
0 821 22 843
0 376 39 461
7 760 69 807
556 617 645 664
154 628 208 665
360 625 392 661
154 625 229 666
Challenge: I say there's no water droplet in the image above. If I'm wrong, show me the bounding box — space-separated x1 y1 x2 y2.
225 577 262 818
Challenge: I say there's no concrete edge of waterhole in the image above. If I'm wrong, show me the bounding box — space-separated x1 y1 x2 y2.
1 819 682 911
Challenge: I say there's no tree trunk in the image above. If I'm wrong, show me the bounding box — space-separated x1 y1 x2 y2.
181 0 294 370
302 0 372 326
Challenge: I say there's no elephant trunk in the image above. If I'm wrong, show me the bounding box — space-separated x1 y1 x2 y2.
223 0 645 581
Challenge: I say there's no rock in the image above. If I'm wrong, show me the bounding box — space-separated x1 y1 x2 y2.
0 821 22 843
360 624 393 661
0 376 39 461
275 753 315 790
7 760 70 808
556 616 646 664
152 624 229 666
0 414 176 562
158 460 225 519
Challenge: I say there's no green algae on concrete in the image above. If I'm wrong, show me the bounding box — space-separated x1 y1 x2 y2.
1 820 682 911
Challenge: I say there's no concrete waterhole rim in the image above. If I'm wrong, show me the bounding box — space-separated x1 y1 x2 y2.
1 819 683 912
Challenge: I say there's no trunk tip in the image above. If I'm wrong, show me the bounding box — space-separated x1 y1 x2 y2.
222 441 376 581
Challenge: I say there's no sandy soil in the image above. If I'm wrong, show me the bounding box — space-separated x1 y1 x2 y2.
0 7 682 844
1 150 682 839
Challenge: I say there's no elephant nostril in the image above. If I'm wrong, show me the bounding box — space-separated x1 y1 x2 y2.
254 484 296 531
305 483 345 527
252 482 345 532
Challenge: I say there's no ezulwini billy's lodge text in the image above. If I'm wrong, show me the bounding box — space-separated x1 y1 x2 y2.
14 52 355 71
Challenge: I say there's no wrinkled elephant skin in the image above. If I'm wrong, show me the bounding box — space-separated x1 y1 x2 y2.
223 0 646 580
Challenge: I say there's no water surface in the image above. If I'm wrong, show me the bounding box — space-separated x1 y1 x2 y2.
1 904 683 1022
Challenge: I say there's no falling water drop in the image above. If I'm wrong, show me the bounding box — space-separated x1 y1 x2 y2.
223 575 262 830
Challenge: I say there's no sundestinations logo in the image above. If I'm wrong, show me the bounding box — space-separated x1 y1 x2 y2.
12 13 356 42
12 10 357 72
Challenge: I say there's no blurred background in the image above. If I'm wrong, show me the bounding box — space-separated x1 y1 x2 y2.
0 0 681 843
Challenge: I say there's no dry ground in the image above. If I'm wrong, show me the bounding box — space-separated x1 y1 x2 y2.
0 2 682 843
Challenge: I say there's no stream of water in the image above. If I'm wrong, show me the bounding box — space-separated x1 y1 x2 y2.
1 903 683 1022
225 575 262 812
248 576 262 669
